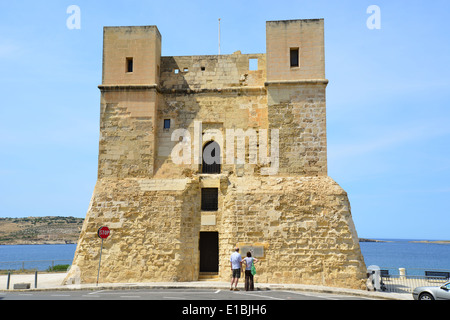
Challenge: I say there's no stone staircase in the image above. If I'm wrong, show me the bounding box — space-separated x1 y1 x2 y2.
198 272 220 281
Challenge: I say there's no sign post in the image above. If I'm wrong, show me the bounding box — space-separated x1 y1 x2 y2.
96 226 110 286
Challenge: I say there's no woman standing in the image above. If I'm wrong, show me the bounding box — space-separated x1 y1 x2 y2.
243 252 258 291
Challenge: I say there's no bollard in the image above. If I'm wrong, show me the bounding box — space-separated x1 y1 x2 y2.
399 267 406 280
35 271 38 289
6 272 11 290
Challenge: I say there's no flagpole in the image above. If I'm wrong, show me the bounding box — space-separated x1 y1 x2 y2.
218 18 221 55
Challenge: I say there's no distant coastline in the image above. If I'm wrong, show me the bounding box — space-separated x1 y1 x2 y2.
359 238 450 245
0 240 77 246
0 216 83 245
358 238 389 243
1 216 449 246
410 240 450 245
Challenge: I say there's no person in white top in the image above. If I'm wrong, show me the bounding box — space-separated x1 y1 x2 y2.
230 247 242 291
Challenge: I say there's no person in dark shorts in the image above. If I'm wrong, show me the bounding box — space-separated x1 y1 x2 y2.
230 247 242 291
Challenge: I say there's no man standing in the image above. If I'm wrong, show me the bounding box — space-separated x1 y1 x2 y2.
230 247 242 291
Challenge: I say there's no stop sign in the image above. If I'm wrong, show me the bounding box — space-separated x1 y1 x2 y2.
97 226 110 239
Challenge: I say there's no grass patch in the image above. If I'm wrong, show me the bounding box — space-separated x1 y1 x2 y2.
46 264 71 272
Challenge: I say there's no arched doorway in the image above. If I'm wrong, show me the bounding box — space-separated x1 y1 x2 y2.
202 140 221 174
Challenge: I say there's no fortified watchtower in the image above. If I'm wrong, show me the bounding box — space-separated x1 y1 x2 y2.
65 19 367 290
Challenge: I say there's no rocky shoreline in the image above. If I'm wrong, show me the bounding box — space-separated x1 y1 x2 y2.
410 240 450 245
0 216 83 245
358 238 389 243
0 240 77 246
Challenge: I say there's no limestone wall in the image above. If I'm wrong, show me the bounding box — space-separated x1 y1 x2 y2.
267 82 328 176
266 19 325 81
160 52 266 91
102 26 161 86
155 89 269 178
97 89 158 179
219 176 365 289
67 178 201 283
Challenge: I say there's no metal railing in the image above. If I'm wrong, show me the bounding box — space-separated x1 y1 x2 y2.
0 260 72 272
2 261 448 293
376 267 450 293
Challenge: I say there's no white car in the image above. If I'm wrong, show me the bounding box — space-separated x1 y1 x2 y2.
412 282 450 300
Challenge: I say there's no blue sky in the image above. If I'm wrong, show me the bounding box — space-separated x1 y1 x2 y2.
0 1 449 240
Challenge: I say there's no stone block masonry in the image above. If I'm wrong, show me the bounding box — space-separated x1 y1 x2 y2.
65 19 367 289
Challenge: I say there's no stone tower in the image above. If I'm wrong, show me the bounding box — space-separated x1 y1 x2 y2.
65 19 367 289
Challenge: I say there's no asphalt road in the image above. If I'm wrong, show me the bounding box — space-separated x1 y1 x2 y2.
0 288 375 300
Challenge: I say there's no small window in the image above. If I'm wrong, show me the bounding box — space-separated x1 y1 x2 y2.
201 188 218 211
183 68 189 72
290 48 299 67
201 66 206 71
164 119 171 129
249 58 258 71
126 57 133 73
174 69 179 74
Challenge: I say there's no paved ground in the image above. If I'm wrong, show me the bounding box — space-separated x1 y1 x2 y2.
0 272 412 300
0 288 377 300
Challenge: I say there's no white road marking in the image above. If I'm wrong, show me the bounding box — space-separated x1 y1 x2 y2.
88 290 106 295
280 290 338 300
235 291 285 300
280 290 368 300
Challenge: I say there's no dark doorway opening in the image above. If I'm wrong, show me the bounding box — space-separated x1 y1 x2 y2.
199 232 219 273
202 140 221 174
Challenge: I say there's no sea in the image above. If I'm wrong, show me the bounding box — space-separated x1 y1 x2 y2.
1 240 450 275
359 239 450 276
0 244 77 271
